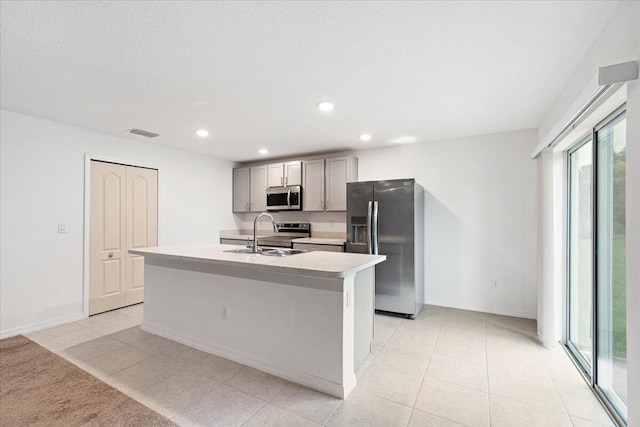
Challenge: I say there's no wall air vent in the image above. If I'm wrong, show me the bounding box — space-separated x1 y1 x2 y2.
129 128 160 138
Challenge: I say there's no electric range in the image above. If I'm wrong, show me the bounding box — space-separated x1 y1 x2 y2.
257 222 310 248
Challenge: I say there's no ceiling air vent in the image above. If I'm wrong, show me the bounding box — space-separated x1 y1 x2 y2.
129 128 160 138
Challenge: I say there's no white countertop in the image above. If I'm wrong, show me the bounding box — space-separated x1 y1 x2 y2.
130 244 385 279
292 237 346 245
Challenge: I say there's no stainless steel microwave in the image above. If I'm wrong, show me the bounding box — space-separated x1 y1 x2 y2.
267 185 302 211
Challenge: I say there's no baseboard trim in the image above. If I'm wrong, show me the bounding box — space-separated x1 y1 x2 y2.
141 321 353 399
0 312 85 339
425 299 537 320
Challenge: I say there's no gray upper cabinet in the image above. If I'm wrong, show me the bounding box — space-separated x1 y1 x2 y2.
284 161 302 186
233 167 250 212
249 165 268 212
267 163 284 187
325 156 357 211
268 161 302 187
233 155 356 213
303 159 325 211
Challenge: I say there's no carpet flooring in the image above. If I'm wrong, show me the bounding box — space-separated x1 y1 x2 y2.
0 335 176 427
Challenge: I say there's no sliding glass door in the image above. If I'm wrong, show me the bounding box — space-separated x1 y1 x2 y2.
567 107 627 423
568 138 594 371
596 110 627 420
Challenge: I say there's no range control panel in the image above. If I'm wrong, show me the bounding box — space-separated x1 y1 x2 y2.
275 222 311 234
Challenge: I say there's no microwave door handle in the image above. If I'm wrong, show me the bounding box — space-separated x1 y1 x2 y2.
287 190 291 208
372 201 379 255
367 201 372 254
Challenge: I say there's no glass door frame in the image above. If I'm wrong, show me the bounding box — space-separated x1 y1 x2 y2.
566 133 596 377
593 105 627 426
564 103 627 426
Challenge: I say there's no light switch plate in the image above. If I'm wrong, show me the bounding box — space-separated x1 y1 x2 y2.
58 223 68 233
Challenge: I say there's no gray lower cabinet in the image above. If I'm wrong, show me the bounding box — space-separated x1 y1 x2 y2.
292 242 344 252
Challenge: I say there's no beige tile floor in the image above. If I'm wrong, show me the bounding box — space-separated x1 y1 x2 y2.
24 304 615 427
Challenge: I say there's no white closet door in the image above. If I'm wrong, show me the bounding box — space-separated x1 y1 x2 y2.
125 166 158 306
89 160 158 315
89 161 127 315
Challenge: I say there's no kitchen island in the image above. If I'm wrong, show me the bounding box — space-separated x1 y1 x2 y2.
129 244 386 398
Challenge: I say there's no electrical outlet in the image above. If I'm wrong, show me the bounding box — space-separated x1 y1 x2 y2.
491 278 498 288
221 304 227 320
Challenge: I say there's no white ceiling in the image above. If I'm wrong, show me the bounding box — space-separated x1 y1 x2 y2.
0 1 620 162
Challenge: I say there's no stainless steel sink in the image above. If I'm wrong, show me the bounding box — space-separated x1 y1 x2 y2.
223 247 262 254
260 248 308 257
223 247 307 256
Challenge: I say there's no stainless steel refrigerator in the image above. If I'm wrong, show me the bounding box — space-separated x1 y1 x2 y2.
346 179 424 318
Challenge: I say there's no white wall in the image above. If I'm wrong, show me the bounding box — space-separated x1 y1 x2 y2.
538 1 640 143
0 110 236 337
352 130 538 318
536 149 565 347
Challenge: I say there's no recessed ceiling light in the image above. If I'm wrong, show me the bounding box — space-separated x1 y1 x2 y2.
258 148 269 155
195 129 209 137
359 134 372 142
389 135 416 144
316 101 334 112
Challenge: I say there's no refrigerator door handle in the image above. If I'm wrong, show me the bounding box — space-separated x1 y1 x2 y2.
367 201 373 254
372 201 379 255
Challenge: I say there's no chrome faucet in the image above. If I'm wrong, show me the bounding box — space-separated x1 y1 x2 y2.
252 212 277 253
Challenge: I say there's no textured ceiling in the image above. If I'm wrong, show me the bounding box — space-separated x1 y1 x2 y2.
0 1 620 162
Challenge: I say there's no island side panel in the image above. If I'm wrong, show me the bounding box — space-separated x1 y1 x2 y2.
141 259 351 397
341 275 356 397
353 267 375 371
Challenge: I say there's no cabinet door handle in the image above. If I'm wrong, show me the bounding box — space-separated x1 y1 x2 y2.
281 176 283 185
285 176 288 185
108 253 114 258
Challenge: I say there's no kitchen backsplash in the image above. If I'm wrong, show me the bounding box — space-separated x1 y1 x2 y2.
233 211 346 239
